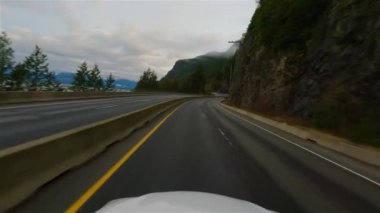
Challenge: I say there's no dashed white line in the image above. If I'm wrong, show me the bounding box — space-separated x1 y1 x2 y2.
0 97 125 110
43 106 95 115
0 115 37 124
218 127 233 146
96 104 120 110
218 128 226 136
219 105 380 187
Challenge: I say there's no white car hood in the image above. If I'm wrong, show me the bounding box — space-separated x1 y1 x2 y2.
96 191 273 212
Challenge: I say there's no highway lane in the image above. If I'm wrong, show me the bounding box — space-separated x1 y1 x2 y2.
0 94 186 149
13 98 380 212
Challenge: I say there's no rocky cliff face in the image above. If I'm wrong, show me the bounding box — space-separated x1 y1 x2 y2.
229 0 380 145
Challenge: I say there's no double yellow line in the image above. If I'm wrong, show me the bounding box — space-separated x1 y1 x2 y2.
65 106 180 213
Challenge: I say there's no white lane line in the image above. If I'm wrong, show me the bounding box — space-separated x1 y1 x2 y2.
95 104 120 110
0 115 37 124
0 111 17 116
44 103 120 115
43 106 96 115
0 98 118 110
218 127 233 146
219 105 380 187
218 128 226 136
0 96 151 110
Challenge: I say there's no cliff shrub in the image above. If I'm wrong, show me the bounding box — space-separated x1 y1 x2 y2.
351 117 380 146
250 0 330 51
312 86 380 147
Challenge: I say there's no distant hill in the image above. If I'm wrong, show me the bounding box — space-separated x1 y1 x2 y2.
161 44 237 82
55 72 74 85
55 72 136 89
160 45 237 93
114 79 137 90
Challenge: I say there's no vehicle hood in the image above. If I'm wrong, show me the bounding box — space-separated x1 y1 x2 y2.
96 191 273 212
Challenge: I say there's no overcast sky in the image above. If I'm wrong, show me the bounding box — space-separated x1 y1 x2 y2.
0 0 256 80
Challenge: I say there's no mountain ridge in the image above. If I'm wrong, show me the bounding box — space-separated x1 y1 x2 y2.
161 44 237 82
55 71 136 89
160 45 237 93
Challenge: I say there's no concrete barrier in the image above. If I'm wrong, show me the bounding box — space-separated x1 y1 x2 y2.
0 91 163 105
0 97 191 212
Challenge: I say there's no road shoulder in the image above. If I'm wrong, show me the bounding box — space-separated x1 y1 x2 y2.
221 102 380 168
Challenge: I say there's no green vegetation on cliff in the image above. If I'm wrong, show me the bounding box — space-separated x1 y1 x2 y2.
230 0 380 146
160 46 237 94
250 0 330 51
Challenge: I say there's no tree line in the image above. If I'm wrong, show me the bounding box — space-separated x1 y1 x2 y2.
0 31 115 92
72 61 115 92
136 65 223 94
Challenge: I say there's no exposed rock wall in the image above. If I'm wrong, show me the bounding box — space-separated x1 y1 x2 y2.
229 0 380 145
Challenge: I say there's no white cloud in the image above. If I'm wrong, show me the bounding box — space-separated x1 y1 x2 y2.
6 26 223 80
2 0 256 80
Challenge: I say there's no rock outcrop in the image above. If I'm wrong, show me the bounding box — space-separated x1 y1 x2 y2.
229 0 380 145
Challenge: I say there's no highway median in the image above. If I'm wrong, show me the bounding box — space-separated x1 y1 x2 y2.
0 97 193 212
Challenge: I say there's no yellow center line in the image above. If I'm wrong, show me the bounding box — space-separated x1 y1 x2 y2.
65 106 181 213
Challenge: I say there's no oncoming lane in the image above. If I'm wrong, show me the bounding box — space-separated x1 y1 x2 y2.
0 94 185 149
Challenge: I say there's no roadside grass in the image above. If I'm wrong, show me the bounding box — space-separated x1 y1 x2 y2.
312 86 380 147
225 95 380 148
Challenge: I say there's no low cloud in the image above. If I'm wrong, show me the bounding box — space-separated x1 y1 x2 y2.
6 26 223 80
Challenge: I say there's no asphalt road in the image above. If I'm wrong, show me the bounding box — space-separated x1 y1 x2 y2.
13 99 380 212
0 94 185 149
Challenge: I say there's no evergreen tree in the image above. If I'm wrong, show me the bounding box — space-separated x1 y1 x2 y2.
136 68 159 91
10 63 28 90
72 62 89 91
96 77 104 91
0 31 14 88
45 72 61 91
160 79 179 92
23 45 50 90
88 64 103 91
105 72 115 91
182 65 206 94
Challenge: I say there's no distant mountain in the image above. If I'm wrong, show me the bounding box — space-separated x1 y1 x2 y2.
114 79 137 90
55 72 74 85
161 44 238 82
55 72 136 89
